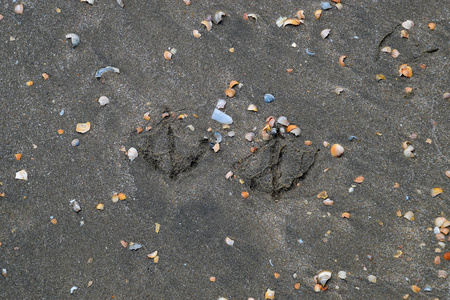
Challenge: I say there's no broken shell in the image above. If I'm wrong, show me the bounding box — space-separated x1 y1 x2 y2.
66 33 81 48
323 141 330 147
323 198 334 205
435 217 448 227
265 289 275 299
446 170 450 178
212 143 220 152
264 94 274 103
316 271 332 286
95 66 120 78
428 23 436 30
147 251 158 259
391 49 400 58
402 20 414 30
201 19 212 31
15 4 24 14
15 170 28 181
330 144 344 157
81 0 94 4
341 212 350 218
15 153 22 160
354 176 364 183
225 88 236 98
183 0 190 5
247 104 258 112
26 81 34 86
212 109 233 124
290 127 301 136
339 55 346 67
411 285 420 293
295 10 305 20
216 99 227 109
403 145 415 158
404 211 414 221
241 191 249 198
401 30 409 38
70 200 81 212
247 13 258 20
381 46 392 53
225 237 234 246
402 141 412 150
245 132 255 142
438 270 448 278
368 275 377 283
127 147 138 161
321 2 332 10
314 284 322 292
118 193 126 201
286 125 297 133
335 3 343 9
305 140 312 146
314 10 323 19
399 64 413 77
213 11 226 24
283 19 302 27
143 112 151 120
192 30 201 38
225 171 233 179
266 116 275 127
394 250 403 258
164 51 172 60
317 191 328 199
229 80 239 88
320 29 331 39
2 268 7 277
120 240 128 248
277 116 289 127
96 203 104 210
260 129 271 141
117 0 124 8
276 17 287 27
431 188 443 197
71 139 79 147
98 96 110 106
338 271 347 279
76 122 91 133
42 73 49 80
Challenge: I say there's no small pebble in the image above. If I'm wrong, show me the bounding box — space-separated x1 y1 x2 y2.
71 139 80 147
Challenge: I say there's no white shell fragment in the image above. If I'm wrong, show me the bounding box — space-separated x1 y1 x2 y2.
117 0 124 8
212 108 233 124
2 268 7 277
290 127 301 136
129 243 142 250
225 171 233 179
15 170 28 181
66 33 81 48
225 237 234 246
216 99 227 109
338 271 347 280
70 286 78 294
316 271 332 286
402 20 414 29
403 145 415 158
81 0 94 4
277 116 289 127
127 147 138 161
321 29 331 39
70 199 82 213
245 132 255 142
213 11 226 24
276 17 287 27
368 275 377 283
95 66 120 78
404 211 414 220
98 96 110 106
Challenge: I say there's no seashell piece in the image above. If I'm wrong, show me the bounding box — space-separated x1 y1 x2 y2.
401 29 409 38
71 139 80 147
183 0 190 5
354 176 364 183
290 127 301 136
428 23 436 30
42 73 49 80
247 104 258 112
81 0 94 4
286 125 297 132
216 99 227 109
277 116 289 127
260 129 271 141
2 268 7 278
338 271 347 279
241 191 249 198
320 29 331 39
323 198 334 205
399 64 412 77
314 10 323 19
446 170 450 178
225 237 234 246
266 116 275 127
66 33 81 48
201 19 212 31
317 191 328 199
404 211 414 220
147 251 158 259
411 285 420 293
339 55 346 67
381 46 392 53
264 94 274 103
164 51 172 60
276 17 287 27
247 13 258 20
438 270 448 278
431 188 443 198
15 170 28 181
368 275 377 283
214 132 222 144
98 96 110 106
389 49 400 58
117 0 124 8
70 199 82 212
213 11 226 24
95 66 120 78
76 122 91 133
192 30 201 38
402 20 414 30
96 203 104 210
212 108 233 124
245 132 255 142
295 10 305 20
403 145 415 158
229 80 239 88
336 3 343 9
127 147 138 161
342 212 350 218
330 144 344 157
317 271 332 286
225 88 236 98
15 4 24 14
435 217 447 227
283 19 302 27
225 171 233 179
15 153 22 160
143 112 151 121
265 289 275 299
320 2 332 10
375 74 385 81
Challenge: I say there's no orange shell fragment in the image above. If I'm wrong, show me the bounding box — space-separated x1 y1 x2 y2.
229 80 239 88
339 55 347 67
354 176 364 183
118 193 127 200
225 88 236 98
241 191 249 198
286 125 297 132
317 191 328 199
283 19 302 27
431 188 443 197
15 153 22 160
399 64 413 78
